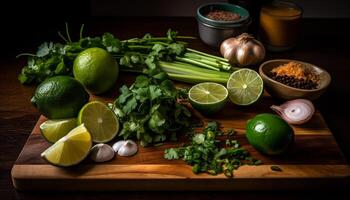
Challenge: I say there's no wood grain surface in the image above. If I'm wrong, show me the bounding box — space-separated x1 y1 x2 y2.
11 89 350 190
2 18 350 199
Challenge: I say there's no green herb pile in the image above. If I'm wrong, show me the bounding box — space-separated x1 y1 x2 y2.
18 24 237 85
111 75 191 146
164 122 262 177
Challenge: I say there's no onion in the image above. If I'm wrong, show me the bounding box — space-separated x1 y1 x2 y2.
220 33 265 66
270 99 315 125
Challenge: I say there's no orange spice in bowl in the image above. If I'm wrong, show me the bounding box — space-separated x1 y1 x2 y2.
270 62 319 90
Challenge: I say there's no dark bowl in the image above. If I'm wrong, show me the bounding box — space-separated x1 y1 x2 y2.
196 3 250 48
197 3 250 26
259 59 331 100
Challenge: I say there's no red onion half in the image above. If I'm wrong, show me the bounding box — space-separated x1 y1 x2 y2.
271 99 315 125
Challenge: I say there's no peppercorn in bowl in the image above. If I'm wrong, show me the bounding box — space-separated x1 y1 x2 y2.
259 59 331 100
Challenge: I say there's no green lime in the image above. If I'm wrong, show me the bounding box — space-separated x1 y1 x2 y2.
73 47 119 94
40 118 77 143
189 82 228 115
246 113 294 155
77 101 119 143
41 124 92 167
31 76 89 119
227 68 263 106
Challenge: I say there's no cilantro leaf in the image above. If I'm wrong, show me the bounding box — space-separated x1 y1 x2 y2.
193 134 205 144
114 75 191 146
149 85 162 100
102 32 121 53
164 148 180 160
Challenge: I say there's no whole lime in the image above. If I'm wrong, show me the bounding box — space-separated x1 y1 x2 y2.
246 113 294 155
73 47 119 94
31 76 89 119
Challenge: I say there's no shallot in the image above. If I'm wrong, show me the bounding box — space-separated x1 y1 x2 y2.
271 99 315 125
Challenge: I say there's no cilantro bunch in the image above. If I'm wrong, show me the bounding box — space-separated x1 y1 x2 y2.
112 75 191 146
17 24 121 84
18 24 237 85
164 122 262 177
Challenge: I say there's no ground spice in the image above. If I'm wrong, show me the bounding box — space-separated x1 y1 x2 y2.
206 10 241 21
270 62 319 90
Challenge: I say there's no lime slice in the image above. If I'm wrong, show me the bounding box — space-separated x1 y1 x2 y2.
41 124 92 167
77 101 119 143
227 68 263 106
189 82 228 115
40 118 77 143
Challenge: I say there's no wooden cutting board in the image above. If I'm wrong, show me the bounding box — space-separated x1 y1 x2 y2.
11 88 350 191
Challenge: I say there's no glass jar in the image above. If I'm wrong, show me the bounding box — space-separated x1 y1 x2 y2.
259 1 303 51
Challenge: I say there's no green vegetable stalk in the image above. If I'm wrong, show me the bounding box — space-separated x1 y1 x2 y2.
17 24 239 85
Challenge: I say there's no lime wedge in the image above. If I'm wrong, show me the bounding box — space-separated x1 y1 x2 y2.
40 118 77 143
189 82 228 115
41 124 92 167
227 68 263 106
77 101 119 143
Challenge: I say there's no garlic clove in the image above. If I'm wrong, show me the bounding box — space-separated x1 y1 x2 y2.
117 140 138 157
90 143 115 163
112 140 126 153
271 99 315 125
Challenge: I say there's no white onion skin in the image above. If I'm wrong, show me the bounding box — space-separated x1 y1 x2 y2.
271 99 315 125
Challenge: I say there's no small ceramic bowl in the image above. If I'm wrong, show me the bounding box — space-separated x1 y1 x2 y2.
259 59 331 100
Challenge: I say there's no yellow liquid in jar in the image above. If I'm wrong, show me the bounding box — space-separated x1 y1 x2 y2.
259 2 302 50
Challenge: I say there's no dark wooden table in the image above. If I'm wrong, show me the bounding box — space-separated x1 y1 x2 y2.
1 17 350 199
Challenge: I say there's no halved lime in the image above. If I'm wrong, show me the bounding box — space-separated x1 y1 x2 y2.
189 82 228 115
227 69 263 106
41 124 92 167
77 101 119 143
40 118 77 143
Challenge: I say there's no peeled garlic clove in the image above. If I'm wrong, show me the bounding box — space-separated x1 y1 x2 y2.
117 140 138 157
112 140 126 153
90 143 115 163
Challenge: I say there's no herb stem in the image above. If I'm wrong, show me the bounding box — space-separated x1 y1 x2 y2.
58 31 69 43
79 24 85 40
167 73 228 84
65 22 72 43
16 53 37 58
159 61 231 78
175 56 219 71
127 45 153 50
187 48 228 62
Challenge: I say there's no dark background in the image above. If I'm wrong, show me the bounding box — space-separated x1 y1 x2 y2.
1 0 350 57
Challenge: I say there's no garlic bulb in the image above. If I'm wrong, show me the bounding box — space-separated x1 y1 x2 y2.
271 99 315 125
220 33 265 66
113 140 138 157
90 143 115 162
